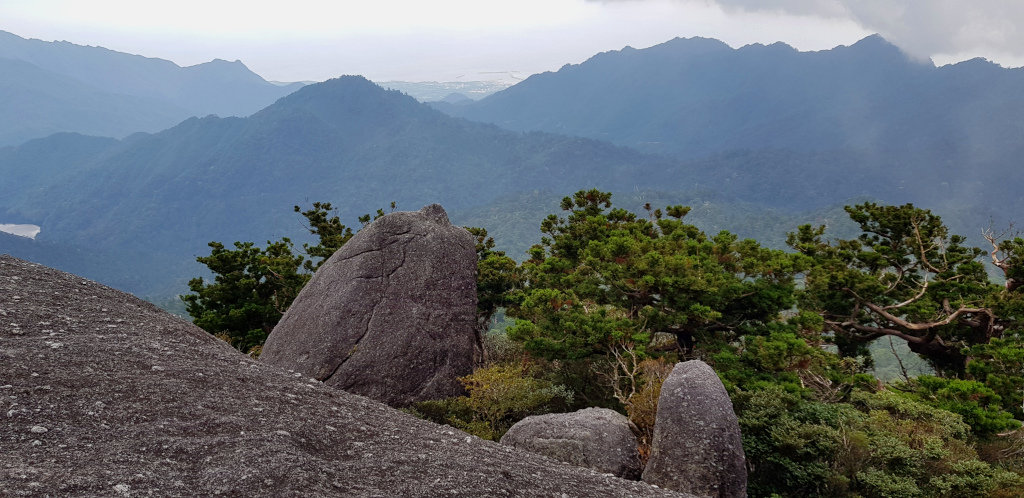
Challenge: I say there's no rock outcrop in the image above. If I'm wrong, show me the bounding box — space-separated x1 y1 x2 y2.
0 255 688 497
259 204 480 407
501 408 643 480
642 360 747 498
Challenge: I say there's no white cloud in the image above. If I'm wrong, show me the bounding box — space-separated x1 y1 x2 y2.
670 0 1024 65
2 0 595 36
8 0 1008 81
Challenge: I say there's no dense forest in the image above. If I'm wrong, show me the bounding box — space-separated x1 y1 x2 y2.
183 192 1024 497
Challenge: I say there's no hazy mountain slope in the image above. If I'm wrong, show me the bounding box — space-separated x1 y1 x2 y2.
0 30 304 145
0 231 178 297
3 75 1015 297
432 34 1023 232
0 133 122 207
434 35 1024 163
0 77 675 294
0 58 191 146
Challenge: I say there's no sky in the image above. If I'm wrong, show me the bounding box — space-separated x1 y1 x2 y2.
2 0 1023 83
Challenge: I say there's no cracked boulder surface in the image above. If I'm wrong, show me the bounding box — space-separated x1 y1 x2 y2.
0 255 689 497
259 204 480 408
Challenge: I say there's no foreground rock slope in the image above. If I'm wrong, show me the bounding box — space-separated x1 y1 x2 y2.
0 255 685 497
260 204 479 407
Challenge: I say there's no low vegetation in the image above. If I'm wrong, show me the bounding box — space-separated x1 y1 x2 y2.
183 190 1024 497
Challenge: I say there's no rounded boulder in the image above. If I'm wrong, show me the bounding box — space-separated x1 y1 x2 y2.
641 360 747 498
500 407 642 480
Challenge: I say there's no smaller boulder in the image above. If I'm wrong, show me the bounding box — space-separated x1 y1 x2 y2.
642 360 746 498
500 408 642 480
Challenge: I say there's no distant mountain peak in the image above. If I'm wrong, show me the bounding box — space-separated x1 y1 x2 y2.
738 41 798 53
263 75 427 121
438 92 471 103
650 36 734 54
297 75 382 96
844 34 929 65
556 36 732 75
849 33 897 50
277 75 407 106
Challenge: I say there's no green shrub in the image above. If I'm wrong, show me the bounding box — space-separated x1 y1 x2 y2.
927 459 1024 498
900 376 1021 437
410 364 573 440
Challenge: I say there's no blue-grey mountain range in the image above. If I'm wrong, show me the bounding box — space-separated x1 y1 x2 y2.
0 30 303 146
0 77 678 295
432 35 1024 162
1 35 1020 299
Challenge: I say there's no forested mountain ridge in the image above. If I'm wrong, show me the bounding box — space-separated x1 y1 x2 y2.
0 76 678 294
0 30 303 145
427 34 1022 237
2 72 1016 295
432 34 1024 163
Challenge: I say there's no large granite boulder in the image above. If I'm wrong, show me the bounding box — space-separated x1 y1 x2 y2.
642 360 747 498
259 204 480 407
501 408 643 480
0 255 689 497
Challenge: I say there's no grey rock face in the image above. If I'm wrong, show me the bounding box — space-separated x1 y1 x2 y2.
0 255 688 497
501 408 643 480
642 360 747 498
259 204 480 407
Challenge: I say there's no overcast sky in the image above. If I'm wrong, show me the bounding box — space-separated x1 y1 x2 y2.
2 0 1023 83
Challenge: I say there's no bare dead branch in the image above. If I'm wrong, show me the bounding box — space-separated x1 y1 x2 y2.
845 321 925 344
912 219 943 274
882 277 928 311
984 227 1011 270
844 287 992 333
888 336 910 382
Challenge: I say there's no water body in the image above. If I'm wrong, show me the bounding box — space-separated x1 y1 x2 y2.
377 80 514 102
0 224 40 239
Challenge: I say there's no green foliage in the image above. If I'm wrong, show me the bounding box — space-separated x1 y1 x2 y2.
898 376 1021 437
790 202 1013 376
927 459 1024 498
182 202 369 353
508 189 804 360
181 238 307 354
965 331 1024 421
710 311 862 400
411 364 573 440
480 329 526 365
734 384 1019 498
465 227 521 332
293 202 355 272
734 385 857 497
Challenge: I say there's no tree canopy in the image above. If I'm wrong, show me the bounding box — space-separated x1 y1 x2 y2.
789 202 1024 376
182 202 362 354
507 188 804 359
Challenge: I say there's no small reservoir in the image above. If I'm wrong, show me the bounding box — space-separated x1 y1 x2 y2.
0 224 41 239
